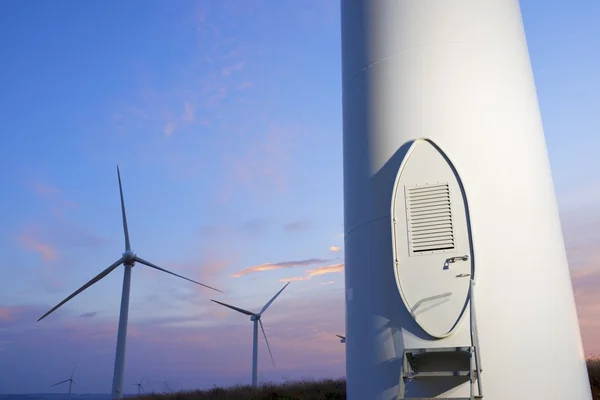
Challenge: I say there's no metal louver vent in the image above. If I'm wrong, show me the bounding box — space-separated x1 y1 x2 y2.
406 183 455 254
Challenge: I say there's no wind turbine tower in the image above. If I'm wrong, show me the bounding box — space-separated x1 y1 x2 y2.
37 167 223 400
133 379 145 396
211 282 290 387
341 1 591 399
51 365 77 400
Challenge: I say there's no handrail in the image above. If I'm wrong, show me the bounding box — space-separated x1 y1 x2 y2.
470 278 483 397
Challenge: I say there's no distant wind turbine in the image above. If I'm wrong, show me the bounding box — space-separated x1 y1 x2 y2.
163 380 173 394
51 365 77 400
37 166 223 400
211 282 290 388
336 334 346 343
133 378 145 396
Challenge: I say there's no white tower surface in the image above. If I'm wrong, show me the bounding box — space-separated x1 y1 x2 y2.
340 1 591 400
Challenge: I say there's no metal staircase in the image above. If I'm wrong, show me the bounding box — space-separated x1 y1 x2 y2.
397 279 483 400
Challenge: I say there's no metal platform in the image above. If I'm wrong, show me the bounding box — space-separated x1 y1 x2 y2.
397 279 483 400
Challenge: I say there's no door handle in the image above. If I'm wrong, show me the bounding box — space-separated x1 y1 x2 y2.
448 255 469 263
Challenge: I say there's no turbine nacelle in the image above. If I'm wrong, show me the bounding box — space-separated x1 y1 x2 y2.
250 314 260 321
122 250 136 266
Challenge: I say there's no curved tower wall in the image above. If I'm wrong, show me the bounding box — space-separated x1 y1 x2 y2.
341 1 591 399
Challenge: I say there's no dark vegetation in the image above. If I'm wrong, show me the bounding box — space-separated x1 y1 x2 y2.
139 358 600 399
590 357 600 399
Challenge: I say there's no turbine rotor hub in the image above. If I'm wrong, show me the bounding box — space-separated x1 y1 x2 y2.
250 314 260 321
122 250 136 266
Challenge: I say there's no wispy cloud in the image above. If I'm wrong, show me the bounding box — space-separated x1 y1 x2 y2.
218 123 300 204
237 81 254 90
284 219 312 233
31 182 61 198
329 245 341 253
28 180 76 210
163 121 176 136
199 225 226 237
16 230 58 262
0 307 17 322
221 61 246 77
0 291 345 392
241 218 271 236
181 102 195 122
280 263 345 282
232 258 330 278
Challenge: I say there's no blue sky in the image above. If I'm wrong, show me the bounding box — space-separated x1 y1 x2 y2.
0 0 598 394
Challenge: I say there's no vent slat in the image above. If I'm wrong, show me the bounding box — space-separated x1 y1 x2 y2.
406 183 455 254
408 197 450 206
408 185 449 193
412 229 454 238
410 203 451 212
410 222 453 231
413 237 454 246
410 209 452 218
410 213 452 222
408 191 450 201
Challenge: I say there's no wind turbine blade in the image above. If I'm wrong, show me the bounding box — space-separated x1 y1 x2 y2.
210 299 254 316
38 257 124 322
51 379 69 387
336 334 345 339
117 165 131 251
259 281 290 315
134 256 222 293
259 319 275 367
70 364 76 379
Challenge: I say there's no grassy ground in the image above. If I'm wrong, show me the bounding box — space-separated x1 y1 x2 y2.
140 358 600 399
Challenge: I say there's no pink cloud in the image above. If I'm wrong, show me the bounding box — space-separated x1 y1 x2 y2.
0 292 345 392
280 263 345 283
570 265 600 355
163 121 176 137
329 246 341 253
0 307 16 322
16 231 58 262
28 180 77 210
232 258 330 278
167 252 237 292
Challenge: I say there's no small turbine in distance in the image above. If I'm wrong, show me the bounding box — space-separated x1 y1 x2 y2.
211 282 290 388
336 334 346 343
133 379 145 396
37 166 223 400
51 364 77 400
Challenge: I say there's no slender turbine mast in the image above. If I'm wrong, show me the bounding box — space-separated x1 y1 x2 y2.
211 282 290 387
37 166 223 400
133 379 145 396
50 365 77 400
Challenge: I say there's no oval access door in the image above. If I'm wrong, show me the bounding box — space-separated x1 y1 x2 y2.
391 139 473 339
